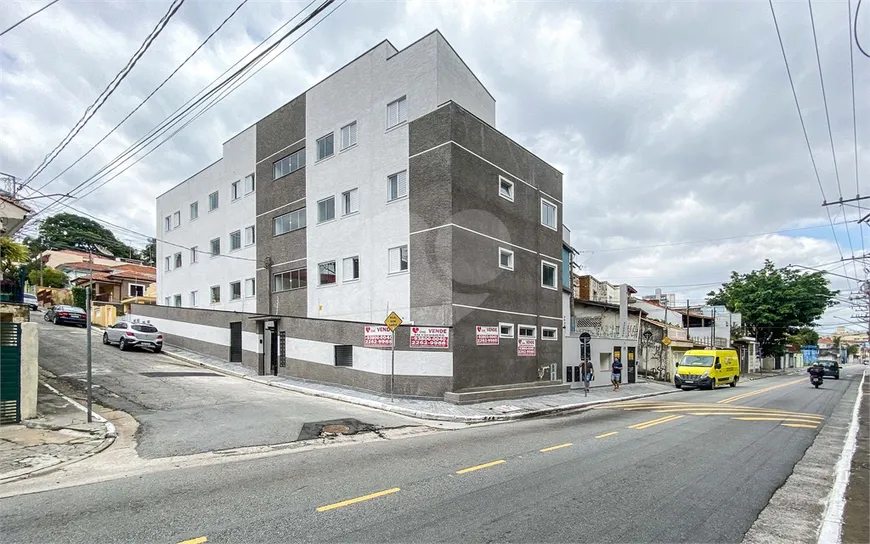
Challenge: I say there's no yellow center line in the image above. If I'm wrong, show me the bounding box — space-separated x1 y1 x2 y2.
731 417 820 425
316 488 401 512
456 460 506 474
540 442 573 452
781 423 819 429
595 431 618 438
177 538 207 544
689 411 823 419
717 378 805 404
628 414 683 429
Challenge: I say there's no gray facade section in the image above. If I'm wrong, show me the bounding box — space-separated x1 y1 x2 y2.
255 95 308 316
131 304 260 370
409 102 564 391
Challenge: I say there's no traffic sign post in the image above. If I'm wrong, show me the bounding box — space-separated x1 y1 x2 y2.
385 312 403 402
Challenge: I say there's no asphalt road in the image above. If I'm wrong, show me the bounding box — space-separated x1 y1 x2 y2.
2 361 864 544
31 315 419 458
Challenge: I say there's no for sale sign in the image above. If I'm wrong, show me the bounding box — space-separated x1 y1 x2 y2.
410 327 449 349
517 338 536 357
364 326 393 347
476 326 499 346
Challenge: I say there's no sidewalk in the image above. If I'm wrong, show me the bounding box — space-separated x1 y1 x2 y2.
0 378 116 483
160 345 680 423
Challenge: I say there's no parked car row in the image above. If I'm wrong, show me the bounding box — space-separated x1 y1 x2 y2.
40 304 164 353
43 305 88 327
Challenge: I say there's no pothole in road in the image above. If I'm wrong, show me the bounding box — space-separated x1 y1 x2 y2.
298 419 378 440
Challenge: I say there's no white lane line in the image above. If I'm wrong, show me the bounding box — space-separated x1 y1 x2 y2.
817 369 867 544
39 380 117 437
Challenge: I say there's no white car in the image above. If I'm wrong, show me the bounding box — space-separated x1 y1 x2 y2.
22 293 38 311
102 321 163 352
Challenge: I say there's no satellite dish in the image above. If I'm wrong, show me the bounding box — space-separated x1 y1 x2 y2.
94 244 113 257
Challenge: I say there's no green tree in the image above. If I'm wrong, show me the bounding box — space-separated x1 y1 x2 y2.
71 286 86 309
787 327 820 347
707 260 837 357
28 266 68 288
847 344 859 356
139 238 156 266
832 336 842 350
37 212 132 257
1 237 29 295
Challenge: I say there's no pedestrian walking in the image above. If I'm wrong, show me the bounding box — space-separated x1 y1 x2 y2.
611 357 623 391
580 359 595 393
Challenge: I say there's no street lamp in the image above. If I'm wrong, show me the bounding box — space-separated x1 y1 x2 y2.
642 329 653 378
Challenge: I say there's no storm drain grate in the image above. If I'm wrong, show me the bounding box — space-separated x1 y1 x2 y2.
139 371 223 378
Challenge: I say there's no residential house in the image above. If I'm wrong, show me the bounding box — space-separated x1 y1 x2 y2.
72 263 156 304
0 190 31 237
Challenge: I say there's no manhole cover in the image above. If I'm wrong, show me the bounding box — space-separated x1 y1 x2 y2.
321 424 350 435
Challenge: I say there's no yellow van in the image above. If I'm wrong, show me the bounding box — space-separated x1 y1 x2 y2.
674 349 740 390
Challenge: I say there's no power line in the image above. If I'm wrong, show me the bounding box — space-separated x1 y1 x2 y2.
32 0 250 196
30 0 337 220
857 0 870 57
22 0 186 187
0 0 61 38
768 0 851 290
848 0 867 264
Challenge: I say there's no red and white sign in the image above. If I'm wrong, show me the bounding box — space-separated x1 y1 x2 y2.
364 326 393 348
517 338 536 356
476 326 499 346
410 327 450 349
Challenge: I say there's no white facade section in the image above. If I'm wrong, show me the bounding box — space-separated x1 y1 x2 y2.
303 32 496 322
156 125 258 312
121 315 261 354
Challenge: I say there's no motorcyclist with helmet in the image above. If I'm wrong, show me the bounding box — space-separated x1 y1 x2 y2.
807 362 824 386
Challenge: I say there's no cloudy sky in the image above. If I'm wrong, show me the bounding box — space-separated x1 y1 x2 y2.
1 0 868 332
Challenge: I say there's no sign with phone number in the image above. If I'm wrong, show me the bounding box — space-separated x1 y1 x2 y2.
410 327 449 349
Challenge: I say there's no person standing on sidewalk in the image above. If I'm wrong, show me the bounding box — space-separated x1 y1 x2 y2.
580 359 595 392
611 357 623 391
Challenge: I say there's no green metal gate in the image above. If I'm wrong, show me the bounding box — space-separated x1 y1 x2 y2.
0 322 22 424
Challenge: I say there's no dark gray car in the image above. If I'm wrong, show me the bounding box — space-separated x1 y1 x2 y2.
45 305 87 327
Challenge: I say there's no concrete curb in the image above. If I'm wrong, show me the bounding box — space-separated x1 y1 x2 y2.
162 350 682 423
0 433 115 485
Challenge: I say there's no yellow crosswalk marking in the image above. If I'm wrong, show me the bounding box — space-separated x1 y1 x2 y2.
628 415 684 430
731 417 820 425
781 423 819 429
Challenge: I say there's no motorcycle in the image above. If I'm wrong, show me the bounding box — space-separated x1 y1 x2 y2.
810 374 823 388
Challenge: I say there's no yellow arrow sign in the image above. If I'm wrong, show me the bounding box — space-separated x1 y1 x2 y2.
384 311 403 331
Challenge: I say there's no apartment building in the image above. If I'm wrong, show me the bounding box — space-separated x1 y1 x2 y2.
155 125 258 311
150 30 565 397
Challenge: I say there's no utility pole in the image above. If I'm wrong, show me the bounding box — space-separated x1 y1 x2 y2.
86 247 93 423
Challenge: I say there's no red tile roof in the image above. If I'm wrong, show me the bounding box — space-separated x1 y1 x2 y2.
59 261 115 272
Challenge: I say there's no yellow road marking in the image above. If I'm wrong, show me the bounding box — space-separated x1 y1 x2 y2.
731 417 821 425
316 488 401 512
540 443 573 452
717 378 805 404
628 415 684 430
177 538 207 544
689 411 823 419
595 431 618 438
781 423 819 429
456 460 506 474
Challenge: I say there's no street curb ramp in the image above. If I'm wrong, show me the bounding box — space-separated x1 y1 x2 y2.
162 350 681 423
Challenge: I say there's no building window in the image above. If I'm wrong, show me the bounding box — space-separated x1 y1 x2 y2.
164 296 170 306
245 278 255 298
209 191 219 211
388 245 409 274
541 260 558 289
343 256 359 282
541 199 557 230
174 252 182 269
210 237 221 257
173 294 182 307
499 323 515 338
388 170 408 201
499 248 514 271
318 261 337 286
387 96 407 128
210 285 221 304
499 176 514 202
190 246 198 264
273 208 306 235
164 216 171 232
334 345 353 367
273 268 307 291
230 281 241 300
518 325 536 339
318 196 335 223
342 188 359 216
190 290 197 307
340 121 357 150
231 180 241 201
316 133 334 161
190 201 198 220
542 327 558 340
244 173 255 194
245 225 255 246
273 148 305 179
173 211 181 228
128 284 145 297
230 230 241 251
164 256 171 271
